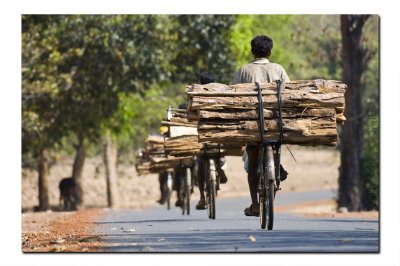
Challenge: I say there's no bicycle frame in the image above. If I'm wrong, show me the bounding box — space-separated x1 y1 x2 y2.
254 81 283 230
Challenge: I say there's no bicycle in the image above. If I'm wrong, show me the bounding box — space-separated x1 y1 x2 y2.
179 159 194 215
255 81 283 230
202 145 224 220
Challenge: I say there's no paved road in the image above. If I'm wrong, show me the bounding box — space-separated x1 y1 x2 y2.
95 190 379 253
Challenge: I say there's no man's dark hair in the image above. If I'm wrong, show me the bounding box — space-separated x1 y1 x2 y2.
251 35 273 58
199 72 216 85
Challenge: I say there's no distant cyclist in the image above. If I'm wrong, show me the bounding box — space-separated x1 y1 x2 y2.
195 72 227 210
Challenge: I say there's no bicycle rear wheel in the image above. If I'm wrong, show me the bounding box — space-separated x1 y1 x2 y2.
180 172 186 215
207 159 216 219
207 179 216 219
259 145 275 229
266 145 275 230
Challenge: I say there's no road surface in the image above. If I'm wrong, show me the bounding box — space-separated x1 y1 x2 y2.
95 190 379 252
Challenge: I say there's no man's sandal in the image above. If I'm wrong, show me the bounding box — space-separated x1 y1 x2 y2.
244 204 259 217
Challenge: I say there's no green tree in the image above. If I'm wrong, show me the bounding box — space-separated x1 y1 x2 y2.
230 15 342 81
22 15 71 211
171 15 237 84
22 15 179 209
101 84 185 207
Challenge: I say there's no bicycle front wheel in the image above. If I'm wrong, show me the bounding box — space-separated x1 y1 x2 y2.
185 167 191 215
267 179 275 230
260 193 267 229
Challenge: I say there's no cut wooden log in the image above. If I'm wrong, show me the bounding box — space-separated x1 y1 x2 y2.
144 135 165 155
198 129 338 146
149 156 194 172
168 126 198 137
186 80 346 95
161 116 197 127
164 135 245 156
135 160 151 176
188 91 345 110
198 117 336 133
198 107 345 123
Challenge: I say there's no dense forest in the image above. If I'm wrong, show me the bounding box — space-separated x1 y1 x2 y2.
22 15 379 211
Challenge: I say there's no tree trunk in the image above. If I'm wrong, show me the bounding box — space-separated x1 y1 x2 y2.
339 15 370 211
103 133 119 208
72 135 86 210
38 148 50 211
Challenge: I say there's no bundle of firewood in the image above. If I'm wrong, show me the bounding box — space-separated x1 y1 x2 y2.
161 108 198 138
163 108 245 156
144 135 165 156
186 80 346 146
136 131 197 175
161 107 200 156
136 135 174 175
149 156 193 172
135 150 152 176
164 135 202 156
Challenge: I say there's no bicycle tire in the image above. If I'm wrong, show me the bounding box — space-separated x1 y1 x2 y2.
167 191 171 210
267 179 275 230
186 168 191 215
181 193 186 215
209 179 216 219
180 173 186 215
260 195 267 229
266 146 275 230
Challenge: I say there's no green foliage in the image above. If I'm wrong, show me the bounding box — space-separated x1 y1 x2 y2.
361 115 379 210
230 15 342 80
360 16 379 210
102 82 186 163
22 15 238 163
171 15 238 84
22 15 180 162
22 16 67 164
229 15 254 69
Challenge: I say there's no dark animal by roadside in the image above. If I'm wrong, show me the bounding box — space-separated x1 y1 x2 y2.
59 177 77 211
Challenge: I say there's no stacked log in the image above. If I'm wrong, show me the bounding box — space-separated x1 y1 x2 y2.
144 135 165 156
161 108 198 138
135 159 151 175
163 108 245 156
164 135 203 156
135 150 151 176
135 135 178 175
186 80 346 147
149 156 193 172
162 107 200 156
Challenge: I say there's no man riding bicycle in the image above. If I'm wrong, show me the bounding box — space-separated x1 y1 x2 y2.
233 35 289 217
